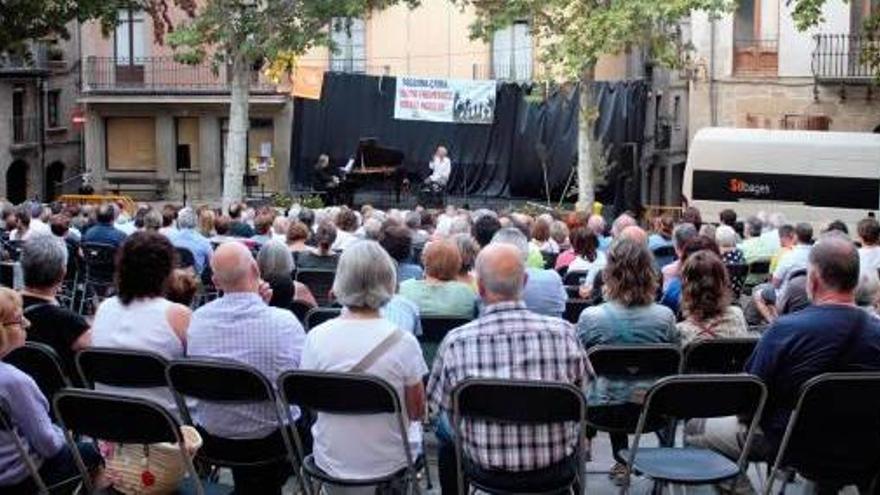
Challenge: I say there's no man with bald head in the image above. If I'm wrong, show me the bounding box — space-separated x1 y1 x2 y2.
187 242 306 494
686 233 880 492
427 243 589 494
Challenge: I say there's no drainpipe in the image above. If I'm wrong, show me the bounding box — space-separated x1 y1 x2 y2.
709 14 718 126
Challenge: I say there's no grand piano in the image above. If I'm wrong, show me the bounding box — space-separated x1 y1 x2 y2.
343 138 409 204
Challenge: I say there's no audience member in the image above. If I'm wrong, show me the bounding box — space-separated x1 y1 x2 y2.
473 214 502 248
82 203 127 248
530 218 558 254
399 240 477 319
427 243 589 495
250 213 275 245
271 216 289 242
452 233 479 289
716 225 747 297
858 217 880 278
91 232 191 416
677 250 749 344
772 223 813 290
567 227 607 293
824 219 850 235
228 203 255 238
681 206 703 231
257 240 317 309
648 214 674 251
577 238 678 478
332 209 360 251
0 287 103 493
686 233 880 492
197 208 215 238
492 228 567 318
381 224 423 282
760 212 786 252
719 208 737 229
302 241 428 487
169 207 213 275
660 235 721 315
187 241 306 494
740 215 775 263
550 220 571 252
769 224 796 273
166 268 199 307
143 209 163 232
661 223 697 289
296 222 340 270
19 235 90 381
286 221 311 255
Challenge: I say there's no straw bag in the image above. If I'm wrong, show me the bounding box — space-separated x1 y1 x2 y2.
101 425 203 494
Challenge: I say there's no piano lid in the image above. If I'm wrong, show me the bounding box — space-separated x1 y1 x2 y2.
356 137 404 168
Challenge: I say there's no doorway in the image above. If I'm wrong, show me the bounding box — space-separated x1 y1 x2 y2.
46 161 65 201
6 160 28 204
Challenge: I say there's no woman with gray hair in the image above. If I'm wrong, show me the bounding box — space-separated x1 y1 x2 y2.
20 234 91 378
256 240 317 309
716 225 747 297
300 240 428 486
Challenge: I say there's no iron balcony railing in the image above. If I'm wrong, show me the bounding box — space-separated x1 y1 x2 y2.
812 34 880 82
0 42 50 74
82 56 278 94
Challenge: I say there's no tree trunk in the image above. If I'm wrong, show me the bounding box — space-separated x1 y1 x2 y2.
222 51 251 210
576 66 597 212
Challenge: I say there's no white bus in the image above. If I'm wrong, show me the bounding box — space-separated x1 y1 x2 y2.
682 127 880 228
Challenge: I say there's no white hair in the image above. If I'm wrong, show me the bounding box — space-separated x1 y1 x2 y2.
177 207 197 230
490 227 529 262
715 225 738 248
332 240 396 310
257 240 294 278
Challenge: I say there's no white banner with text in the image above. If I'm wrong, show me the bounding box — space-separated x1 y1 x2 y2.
394 77 496 125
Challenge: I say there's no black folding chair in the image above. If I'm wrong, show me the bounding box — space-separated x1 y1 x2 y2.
290 300 314 323
0 402 82 494
451 378 588 495
418 316 471 366
681 337 759 374
79 242 117 314
652 245 677 269
564 299 590 324
585 345 683 463
277 370 422 495
4 342 71 405
176 246 197 270
52 389 221 495
58 240 81 309
726 263 749 298
166 359 305 494
542 251 559 270
621 374 767 491
304 307 341 331
766 372 880 495
295 269 336 306
746 259 772 293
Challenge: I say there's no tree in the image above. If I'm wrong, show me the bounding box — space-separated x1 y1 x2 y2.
455 0 735 211
92 0 416 209
0 0 106 56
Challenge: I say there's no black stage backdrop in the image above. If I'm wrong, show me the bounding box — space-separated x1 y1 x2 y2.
291 72 647 206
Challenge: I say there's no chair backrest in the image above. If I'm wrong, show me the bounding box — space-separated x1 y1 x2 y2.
726 263 749 279
419 316 471 343
452 378 586 425
564 299 590 325
295 269 336 306
175 247 196 269
0 400 50 493
5 342 71 401
586 344 682 379
774 372 880 483
76 347 169 389
290 300 313 323
542 252 559 270
747 259 771 277
279 370 400 415
563 270 587 287
166 359 276 404
681 338 759 374
652 245 677 268
81 242 117 280
304 307 341 331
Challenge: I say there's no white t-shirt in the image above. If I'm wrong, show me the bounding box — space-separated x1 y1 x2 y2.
301 317 428 480
331 230 358 252
428 157 452 185
860 246 880 278
568 251 607 288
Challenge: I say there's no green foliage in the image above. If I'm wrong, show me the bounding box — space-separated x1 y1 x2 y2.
0 0 106 55
458 0 736 81
299 194 325 210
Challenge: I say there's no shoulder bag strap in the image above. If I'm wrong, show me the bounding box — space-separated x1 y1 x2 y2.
350 328 405 373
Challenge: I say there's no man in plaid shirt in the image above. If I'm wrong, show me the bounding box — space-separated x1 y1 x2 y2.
427 243 590 494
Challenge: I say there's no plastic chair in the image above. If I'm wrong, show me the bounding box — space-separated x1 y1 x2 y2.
79 242 117 314
621 374 767 491
681 337 759 374
166 359 305 494
4 342 71 405
52 389 224 495
766 372 880 495
451 378 587 494
277 370 422 495
295 269 336 306
0 403 82 494
304 307 342 331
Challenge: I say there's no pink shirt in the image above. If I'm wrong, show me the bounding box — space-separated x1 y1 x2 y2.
555 249 577 271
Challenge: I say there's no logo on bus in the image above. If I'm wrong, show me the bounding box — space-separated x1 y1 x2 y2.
729 178 771 196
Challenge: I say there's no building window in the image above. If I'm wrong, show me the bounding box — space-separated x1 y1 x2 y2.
673 95 682 130
115 9 146 85
12 85 24 142
330 18 365 73
106 117 156 171
733 0 779 75
852 0 880 33
175 117 200 171
492 21 533 81
47 90 61 129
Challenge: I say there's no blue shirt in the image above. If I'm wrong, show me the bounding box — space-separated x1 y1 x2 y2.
397 263 424 283
187 292 306 439
381 295 422 336
648 234 673 252
170 228 213 275
523 268 567 318
659 278 682 316
746 304 880 446
82 223 127 248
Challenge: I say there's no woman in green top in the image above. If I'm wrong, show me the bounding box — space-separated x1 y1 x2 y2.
399 239 477 319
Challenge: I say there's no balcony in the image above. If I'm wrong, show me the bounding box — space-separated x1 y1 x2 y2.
9 117 40 149
0 43 50 77
82 57 278 95
733 39 779 76
812 34 880 83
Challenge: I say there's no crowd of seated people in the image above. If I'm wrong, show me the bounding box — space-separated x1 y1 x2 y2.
3 197 880 494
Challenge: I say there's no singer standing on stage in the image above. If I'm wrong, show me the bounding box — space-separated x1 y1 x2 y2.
425 146 452 189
